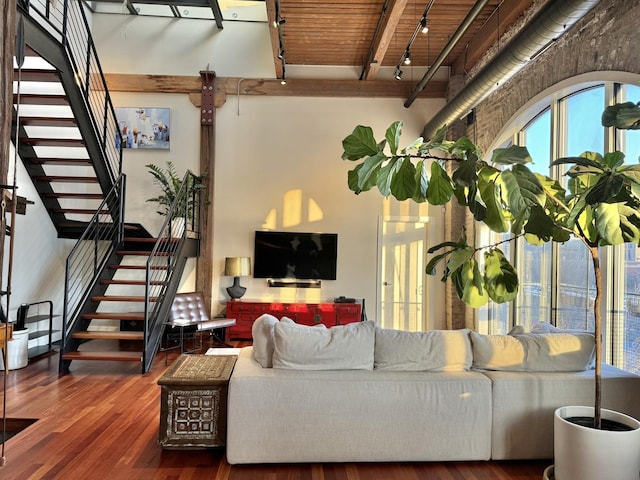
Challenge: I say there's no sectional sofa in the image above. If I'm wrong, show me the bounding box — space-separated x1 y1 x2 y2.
225 316 640 464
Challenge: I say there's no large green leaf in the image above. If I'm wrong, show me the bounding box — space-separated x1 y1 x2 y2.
490 145 532 165
389 158 417 201
342 125 383 160
447 248 474 274
584 173 624 205
385 121 402 155
455 259 489 308
412 160 429 203
483 249 519 303
452 158 477 187
356 151 386 191
498 164 545 216
595 202 624 245
602 102 640 129
376 158 399 196
524 205 556 242
426 162 454 205
478 166 507 232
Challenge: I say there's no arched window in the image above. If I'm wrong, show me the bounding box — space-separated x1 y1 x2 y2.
478 81 640 375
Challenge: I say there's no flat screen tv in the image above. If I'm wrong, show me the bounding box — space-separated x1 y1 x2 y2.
253 231 338 280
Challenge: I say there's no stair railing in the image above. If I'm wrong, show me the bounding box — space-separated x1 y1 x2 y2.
143 171 202 373
21 0 122 182
61 174 125 365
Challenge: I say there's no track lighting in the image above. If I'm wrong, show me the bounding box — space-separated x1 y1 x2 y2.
278 49 285 60
281 76 287 86
404 50 411 65
394 68 403 80
421 17 429 34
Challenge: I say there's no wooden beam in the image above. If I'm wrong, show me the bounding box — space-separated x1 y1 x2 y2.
265 0 284 80
450 0 535 76
361 0 410 80
105 73 447 99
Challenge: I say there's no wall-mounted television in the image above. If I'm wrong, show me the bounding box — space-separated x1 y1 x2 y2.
253 231 338 280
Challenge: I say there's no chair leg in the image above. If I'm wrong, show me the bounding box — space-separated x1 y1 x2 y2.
209 328 233 348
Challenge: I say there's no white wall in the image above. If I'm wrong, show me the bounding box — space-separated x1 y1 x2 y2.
92 13 447 326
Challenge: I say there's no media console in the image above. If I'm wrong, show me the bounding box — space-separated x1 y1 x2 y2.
226 301 362 340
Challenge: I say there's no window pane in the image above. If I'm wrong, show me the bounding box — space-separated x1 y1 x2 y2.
566 87 605 156
517 109 552 330
620 84 640 374
555 88 603 330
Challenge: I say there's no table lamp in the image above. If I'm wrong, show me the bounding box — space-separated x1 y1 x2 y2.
224 257 251 300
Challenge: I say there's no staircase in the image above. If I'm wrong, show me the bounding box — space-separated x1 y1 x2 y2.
13 0 200 373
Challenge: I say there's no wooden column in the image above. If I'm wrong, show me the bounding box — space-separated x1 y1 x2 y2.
197 71 216 311
0 0 17 291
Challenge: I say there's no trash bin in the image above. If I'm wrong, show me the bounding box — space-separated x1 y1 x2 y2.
0 327 29 370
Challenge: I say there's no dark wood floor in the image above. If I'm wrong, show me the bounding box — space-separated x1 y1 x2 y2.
0 338 551 479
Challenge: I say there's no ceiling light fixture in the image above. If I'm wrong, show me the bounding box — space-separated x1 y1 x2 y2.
394 67 403 80
274 0 287 86
396 0 435 73
421 17 429 34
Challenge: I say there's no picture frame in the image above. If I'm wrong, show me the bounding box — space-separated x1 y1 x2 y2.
116 107 171 150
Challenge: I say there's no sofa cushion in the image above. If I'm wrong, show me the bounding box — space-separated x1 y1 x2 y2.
251 314 279 368
272 320 375 370
374 328 472 371
469 331 595 372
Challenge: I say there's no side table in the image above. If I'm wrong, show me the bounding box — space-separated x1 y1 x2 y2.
158 354 236 449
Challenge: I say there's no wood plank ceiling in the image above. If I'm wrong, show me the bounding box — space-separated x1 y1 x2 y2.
267 0 535 83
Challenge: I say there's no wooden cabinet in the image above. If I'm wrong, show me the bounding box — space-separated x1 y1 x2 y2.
226 301 362 340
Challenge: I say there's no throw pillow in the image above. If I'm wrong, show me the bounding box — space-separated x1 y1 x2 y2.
251 314 279 368
374 328 472 371
272 320 375 370
469 331 595 372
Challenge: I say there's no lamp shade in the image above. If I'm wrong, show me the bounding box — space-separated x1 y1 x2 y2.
224 257 251 277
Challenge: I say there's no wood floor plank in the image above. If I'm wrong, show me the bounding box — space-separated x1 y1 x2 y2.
0 342 551 480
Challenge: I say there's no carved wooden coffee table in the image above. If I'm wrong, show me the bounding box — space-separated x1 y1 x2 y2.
158 354 236 449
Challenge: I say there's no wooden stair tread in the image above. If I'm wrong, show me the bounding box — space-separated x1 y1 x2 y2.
34 175 98 183
51 208 110 215
14 93 69 105
14 69 60 82
22 157 92 166
82 312 144 320
72 331 144 341
42 192 104 199
19 138 85 147
108 264 168 270
91 295 158 302
116 250 168 256
100 279 164 286
61 351 142 362
18 116 78 127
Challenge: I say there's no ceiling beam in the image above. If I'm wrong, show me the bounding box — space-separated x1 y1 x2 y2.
104 73 446 99
360 0 409 80
265 0 284 79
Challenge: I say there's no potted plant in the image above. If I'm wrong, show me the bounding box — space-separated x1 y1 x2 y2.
145 161 203 217
341 102 640 480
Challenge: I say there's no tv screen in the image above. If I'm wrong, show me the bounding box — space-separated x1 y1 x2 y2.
253 231 338 280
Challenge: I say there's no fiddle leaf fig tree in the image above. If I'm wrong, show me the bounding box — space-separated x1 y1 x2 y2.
342 104 640 429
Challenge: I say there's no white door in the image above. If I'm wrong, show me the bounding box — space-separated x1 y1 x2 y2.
377 216 429 331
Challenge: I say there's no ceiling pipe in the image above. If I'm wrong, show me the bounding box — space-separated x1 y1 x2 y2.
420 0 602 140
404 0 490 108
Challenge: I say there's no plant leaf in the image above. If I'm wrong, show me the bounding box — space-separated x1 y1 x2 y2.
342 125 382 160
498 164 545 216
447 248 474 274
490 145 532 165
483 248 519 303
389 158 417 201
458 259 489 308
478 166 507 232
426 162 454 205
385 121 402 155
356 151 386 191
412 160 429 203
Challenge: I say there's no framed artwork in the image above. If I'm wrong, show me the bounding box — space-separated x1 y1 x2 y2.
116 107 171 150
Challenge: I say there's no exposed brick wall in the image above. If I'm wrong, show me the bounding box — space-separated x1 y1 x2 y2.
472 0 640 152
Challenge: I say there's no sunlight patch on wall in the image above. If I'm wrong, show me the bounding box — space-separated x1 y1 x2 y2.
263 189 324 229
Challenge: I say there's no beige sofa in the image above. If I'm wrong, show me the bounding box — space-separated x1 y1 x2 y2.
226 317 640 464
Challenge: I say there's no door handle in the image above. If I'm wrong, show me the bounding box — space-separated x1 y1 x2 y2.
383 281 392 286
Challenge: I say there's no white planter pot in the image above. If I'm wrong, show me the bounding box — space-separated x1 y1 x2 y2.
554 405 640 480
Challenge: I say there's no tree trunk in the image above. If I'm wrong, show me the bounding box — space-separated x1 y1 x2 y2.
590 245 602 429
